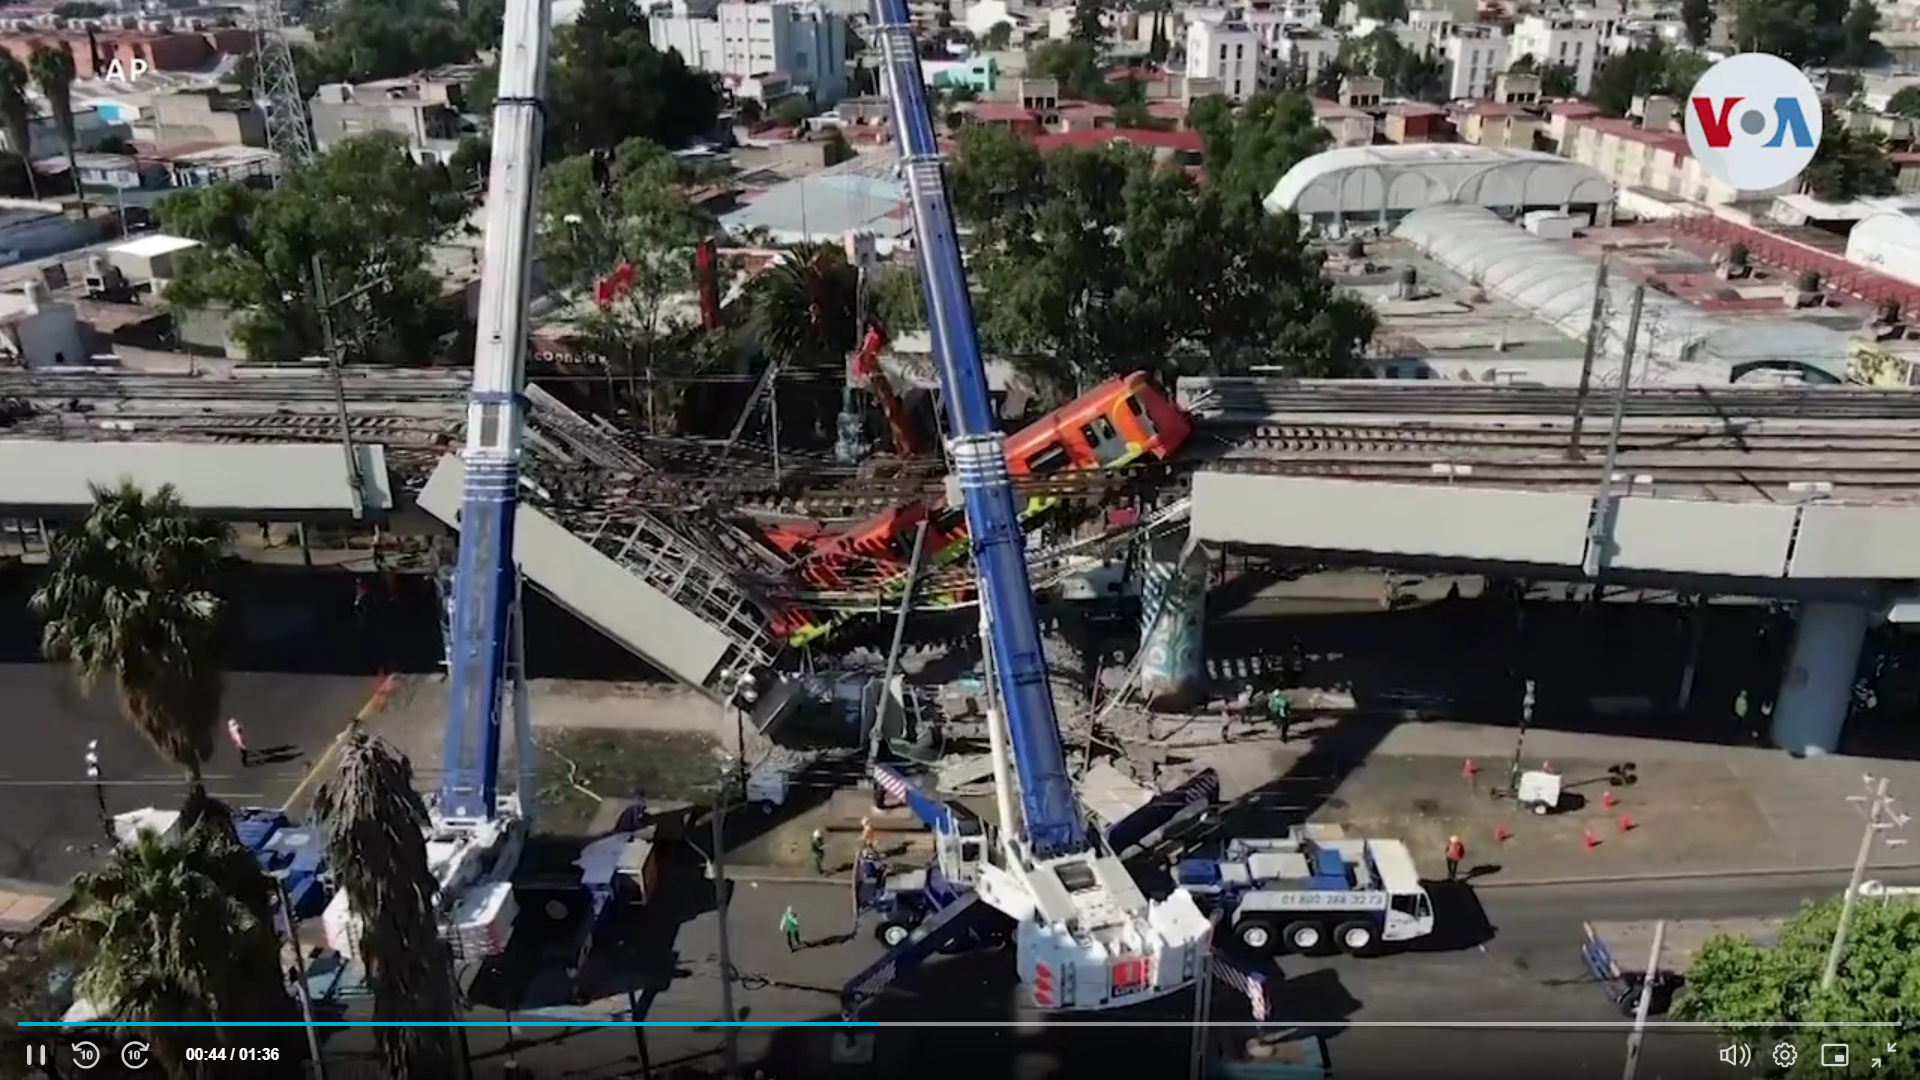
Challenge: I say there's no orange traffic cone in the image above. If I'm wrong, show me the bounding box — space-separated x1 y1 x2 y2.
1494 825 1512 844
1601 790 1618 810
1583 828 1600 850
1620 815 1636 833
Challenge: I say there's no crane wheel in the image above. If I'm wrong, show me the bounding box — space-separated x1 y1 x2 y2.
1336 921 1376 955
877 921 913 948
1283 921 1323 954
1237 919 1276 952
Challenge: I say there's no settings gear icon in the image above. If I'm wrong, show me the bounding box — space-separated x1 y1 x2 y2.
1774 1043 1799 1068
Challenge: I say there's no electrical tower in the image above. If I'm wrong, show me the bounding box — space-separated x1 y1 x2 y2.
252 0 314 164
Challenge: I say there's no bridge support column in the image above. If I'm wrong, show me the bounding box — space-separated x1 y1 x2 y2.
1770 600 1872 755
1139 538 1208 712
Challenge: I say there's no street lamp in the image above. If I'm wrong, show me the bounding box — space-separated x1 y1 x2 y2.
84 739 111 842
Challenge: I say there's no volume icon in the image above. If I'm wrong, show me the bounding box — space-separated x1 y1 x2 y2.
1720 1044 1752 1066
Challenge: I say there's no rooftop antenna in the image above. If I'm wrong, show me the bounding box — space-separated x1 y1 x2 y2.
252 0 315 165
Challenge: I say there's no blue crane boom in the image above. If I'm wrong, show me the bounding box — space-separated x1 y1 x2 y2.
872 0 1085 860
439 0 552 821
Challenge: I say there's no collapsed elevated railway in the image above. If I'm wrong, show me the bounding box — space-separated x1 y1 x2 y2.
8 368 1920 666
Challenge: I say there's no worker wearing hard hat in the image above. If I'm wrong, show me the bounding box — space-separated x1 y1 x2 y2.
810 828 827 875
859 816 878 854
1445 835 1465 881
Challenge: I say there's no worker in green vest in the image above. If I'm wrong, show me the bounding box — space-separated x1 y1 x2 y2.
1734 689 1750 735
781 905 803 952
809 828 828 876
1269 690 1292 742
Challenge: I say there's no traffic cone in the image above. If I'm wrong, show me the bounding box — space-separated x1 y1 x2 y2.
1463 758 1478 781
1601 790 1617 810
1583 828 1600 850
1620 815 1636 833
1494 825 1512 844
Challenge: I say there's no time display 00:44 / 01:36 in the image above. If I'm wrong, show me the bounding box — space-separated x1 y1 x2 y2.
185 1046 282 1063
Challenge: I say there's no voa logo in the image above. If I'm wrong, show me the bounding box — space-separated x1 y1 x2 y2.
1684 52 1822 193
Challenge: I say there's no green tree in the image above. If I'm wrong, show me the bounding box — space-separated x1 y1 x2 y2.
1803 112 1898 201
1029 38 1104 98
1338 29 1442 100
31 483 231 786
1356 0 1407 20
316 730 462 1077
1188 91 1331 206
1587 43 1706 117
50 819 295 1076
951 126 1374 391
1539 63 1578 98
314 0 479 84
866 263 927 335
51 1 108 15
1681 0 1715 47
1733 0 1848 66
157 132 458 363
1888 86 1920 118
985 20 1014 48
1070 0 1105 42
0 53 35 199
773 96 813 126
1837 0 1882 67
543 138 716 429
551 0 722 156
28 43 81 213
1673 897 1920 1080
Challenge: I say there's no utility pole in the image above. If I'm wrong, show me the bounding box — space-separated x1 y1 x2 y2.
870 519 931 775
1822 776 1909 991
711 758 741 1079
1583 285 1645 579
1188 934 1217 1080
1567 257 1610 461
273 873 328 1080
1621 920 1665 1080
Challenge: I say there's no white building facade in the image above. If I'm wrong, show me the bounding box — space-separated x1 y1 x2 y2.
1510 15 1601 94
649 0 851 104
1186 17 1262 100
1268 30 1340 90
1443 25 1508 100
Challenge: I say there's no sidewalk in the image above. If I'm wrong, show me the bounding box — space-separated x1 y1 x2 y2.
1175 717 1920 887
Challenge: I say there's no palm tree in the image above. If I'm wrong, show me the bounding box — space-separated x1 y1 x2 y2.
748 244 864 443
0 52 36 199
30 482 233 786
49 820 293 1076
28 43 81 212
315 729 464 1076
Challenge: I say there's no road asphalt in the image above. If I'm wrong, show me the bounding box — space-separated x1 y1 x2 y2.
428 866 1920 1079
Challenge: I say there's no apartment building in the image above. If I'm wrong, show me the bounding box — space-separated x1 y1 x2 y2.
1453 101 1539 151
309 76 473 164
1560 102 1793 204
1442 25 1507 100
148 91 267 152
1510 15 1600 94
649 0 850 105
1186 18 1261 100
1267 29 1339 91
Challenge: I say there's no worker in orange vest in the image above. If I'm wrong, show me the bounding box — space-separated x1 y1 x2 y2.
227 718 251 768
859 816 878 854
1445 835 1465 881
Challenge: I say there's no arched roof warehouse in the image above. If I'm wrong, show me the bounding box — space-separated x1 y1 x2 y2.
1845 210 1920 289
1394 205 1853 383
1263 145 1616 218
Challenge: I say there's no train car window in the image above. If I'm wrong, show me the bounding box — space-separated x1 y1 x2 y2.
1027 443 1071 474
1125 393 1160 439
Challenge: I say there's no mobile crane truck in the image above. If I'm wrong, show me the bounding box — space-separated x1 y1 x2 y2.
1176 828 1435 956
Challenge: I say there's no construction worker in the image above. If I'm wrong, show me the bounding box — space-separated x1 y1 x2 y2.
1268 690 1292 742
1445 835 1465 882
352 579 370 627
1733 688 1751 736
809 828 828 876
780 904 802 952
859 816 878 855
226 718 251 768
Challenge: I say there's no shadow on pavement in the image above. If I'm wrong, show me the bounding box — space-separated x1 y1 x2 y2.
0 563 665 682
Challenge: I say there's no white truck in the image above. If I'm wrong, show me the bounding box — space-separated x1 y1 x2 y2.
1174 826 1436 956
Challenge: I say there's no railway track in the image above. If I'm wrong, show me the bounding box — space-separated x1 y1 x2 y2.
0 369 471 404
1183 379 1920 421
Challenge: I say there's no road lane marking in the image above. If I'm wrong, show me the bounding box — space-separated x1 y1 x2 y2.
279 672 400 814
